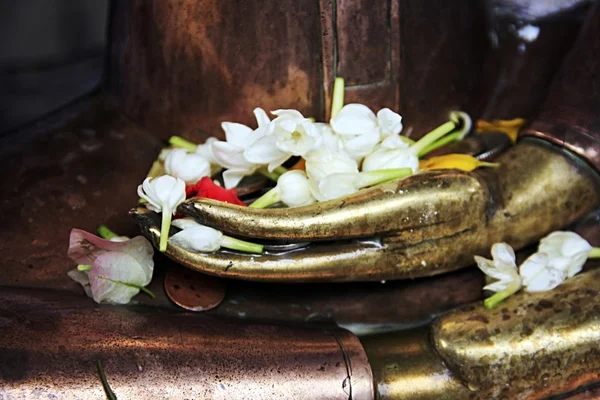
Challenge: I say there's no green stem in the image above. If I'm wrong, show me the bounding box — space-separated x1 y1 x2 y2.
78 264 92 271
98 276 156 299
484 286 518 309
417 131 462 157
257 167 282 182
330 77 345 119
137 286 156 299
97 225 118 240
399 136 416 146
249 187 281 209
410 121 457 156
358 168 413 188
449 111 472 140
97 360 118 400
478 161 501 168
589 247 600 258
146 160 164 178
169 136 197 152
221 236 264 254
273 166 288 176
159 210 172 252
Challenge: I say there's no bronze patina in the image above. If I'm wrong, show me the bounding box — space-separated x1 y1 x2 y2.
2 0 600 399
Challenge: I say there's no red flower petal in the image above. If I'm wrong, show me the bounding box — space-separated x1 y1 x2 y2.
186 177 247 206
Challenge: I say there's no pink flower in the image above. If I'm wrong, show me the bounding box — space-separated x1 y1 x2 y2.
67 229 154 304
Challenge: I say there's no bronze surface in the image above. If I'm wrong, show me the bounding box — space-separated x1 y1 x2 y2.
520 1 600 170
433 268 600 399
361 328 471 400
133 139 600 282
0 287 374 399
0 97 483 326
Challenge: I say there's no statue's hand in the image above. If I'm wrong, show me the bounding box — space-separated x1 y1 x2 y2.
131 139 599 282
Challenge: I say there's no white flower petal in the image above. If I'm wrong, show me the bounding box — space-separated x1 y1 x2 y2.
172 218 203 230
377 108 403 137
483 280 510 292
362 147 418 172
340 130 380 160
222 169 251 189
305 148 358 182
317 172 360 200
254 107 271 128
195 137 220 166
169 225 223 252
331 104 378 136
221 122 254 146
212 141 254 170
519 252 549 285
244 135 289 164
474 255 511 281
277 171 316 207
491 243 517 269
524 268 566 292
164 148 211 184
271 109 305 119
138 175 186 214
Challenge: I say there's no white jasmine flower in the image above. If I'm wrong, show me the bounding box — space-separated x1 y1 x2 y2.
475 243 522 292
331 104 381 160
304 147 358 183
137 175 186 215
538 231 593 278
170 218 224 252
315 168 413 201
278 170 316 207
377 108 403 138
244 135 290 172
212 108 270 188
270 109 321 156
316 123 345 153
519 252 566 292
164 148 211 184
474 243 523 309
170 218 263 254
362 135 419 173
314 172 361 200
137 175 186 251
249 170 315 208
195 137 223 175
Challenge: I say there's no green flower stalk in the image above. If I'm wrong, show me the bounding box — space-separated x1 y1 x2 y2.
330 77 345 119
169 135 198 152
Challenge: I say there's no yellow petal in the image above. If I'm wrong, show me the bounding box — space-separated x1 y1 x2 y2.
476 118 526 144
419 154 499 172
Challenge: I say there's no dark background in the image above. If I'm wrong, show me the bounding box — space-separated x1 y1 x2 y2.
0 0 109 135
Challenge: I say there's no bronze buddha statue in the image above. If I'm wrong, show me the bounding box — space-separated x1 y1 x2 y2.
1 0 600 398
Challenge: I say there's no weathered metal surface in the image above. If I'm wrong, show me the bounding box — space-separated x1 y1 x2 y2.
108 0 325 139
432 268 600 399
0 96 163 293
361 328 472 400
521 1 600 171
132 140 600 282
0 287 374 399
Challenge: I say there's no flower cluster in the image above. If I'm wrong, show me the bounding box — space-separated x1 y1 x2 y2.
475 231 600 309
137 77 486 253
